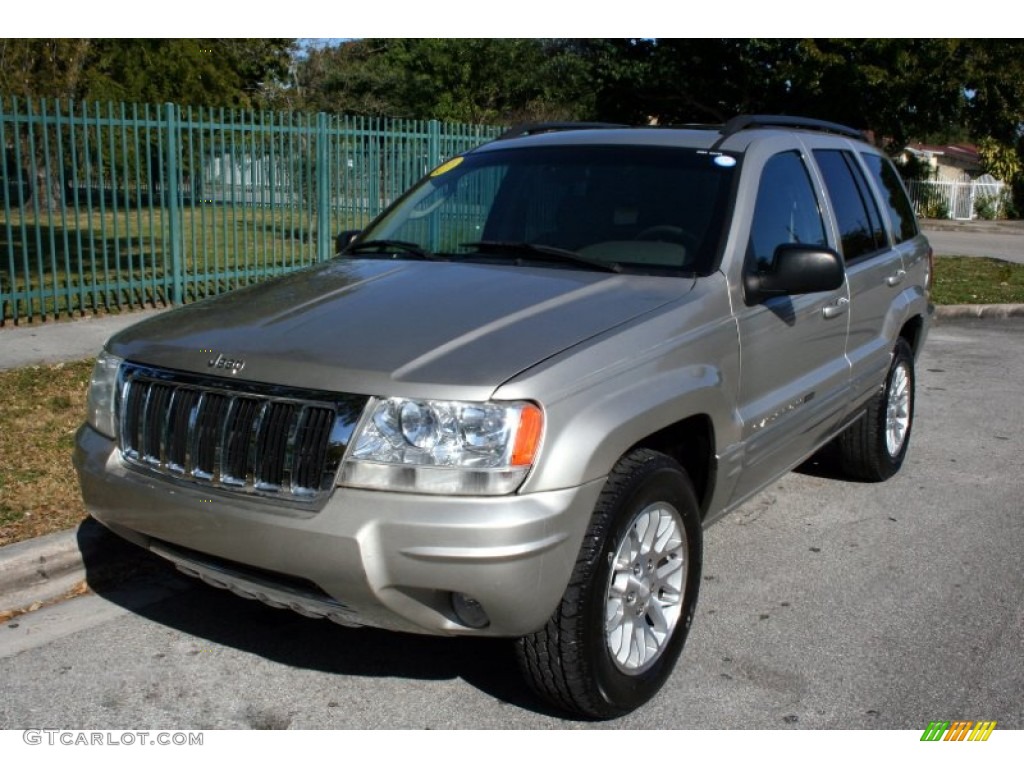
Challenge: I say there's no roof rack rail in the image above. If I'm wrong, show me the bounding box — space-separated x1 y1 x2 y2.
716 114 863 145
661 122 724 131
494 121 629 141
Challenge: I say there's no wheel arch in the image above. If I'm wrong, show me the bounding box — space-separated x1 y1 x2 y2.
628 414 716 519
899 313 926 358
517 371 729 508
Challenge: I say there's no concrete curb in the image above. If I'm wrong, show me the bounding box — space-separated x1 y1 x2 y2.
0 520 151 618
921 219 1024 234
0 528 89 616
933 303 1024 319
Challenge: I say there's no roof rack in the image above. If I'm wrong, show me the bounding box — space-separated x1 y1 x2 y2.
715 115 863 146
661 122 724 131
491 115 863 148
494 121 629 141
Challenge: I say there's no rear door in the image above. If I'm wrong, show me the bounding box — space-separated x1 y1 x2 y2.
808 144 908 413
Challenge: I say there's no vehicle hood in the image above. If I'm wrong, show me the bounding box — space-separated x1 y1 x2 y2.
109 259 693 399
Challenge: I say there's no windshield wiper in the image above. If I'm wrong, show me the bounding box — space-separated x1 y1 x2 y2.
345 239 444 261
458 241 621 274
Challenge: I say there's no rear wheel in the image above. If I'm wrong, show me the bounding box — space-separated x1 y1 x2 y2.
839 337 915 481
516 448 702 719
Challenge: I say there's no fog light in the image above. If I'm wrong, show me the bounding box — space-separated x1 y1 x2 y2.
451 592 490 629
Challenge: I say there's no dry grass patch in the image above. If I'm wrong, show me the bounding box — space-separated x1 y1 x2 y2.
0 359 93 546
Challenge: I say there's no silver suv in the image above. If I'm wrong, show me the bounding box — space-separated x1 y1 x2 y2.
75 116 932 719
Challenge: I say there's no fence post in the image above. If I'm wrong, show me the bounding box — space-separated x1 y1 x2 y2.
368 119 381 217
427 119 441 170
164 102 184 304
425 120 442 249
0 96 10 323
316 112 331 261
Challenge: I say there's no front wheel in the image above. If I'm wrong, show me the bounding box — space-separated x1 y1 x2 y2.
516 449 702 719
839 337 915 481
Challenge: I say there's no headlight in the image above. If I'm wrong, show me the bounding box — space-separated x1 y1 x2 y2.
340 397 543 495
86 350 123 439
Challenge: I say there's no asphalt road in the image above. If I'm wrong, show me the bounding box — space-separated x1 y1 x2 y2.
923 221 1024 263
1 317 1021 730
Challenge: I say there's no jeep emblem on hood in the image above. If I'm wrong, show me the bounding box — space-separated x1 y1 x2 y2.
208 353 246 375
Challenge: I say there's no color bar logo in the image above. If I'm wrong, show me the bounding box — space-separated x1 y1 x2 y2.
921 720 997 741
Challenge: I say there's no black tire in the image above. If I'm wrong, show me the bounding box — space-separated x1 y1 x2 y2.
516 448 702 719
839 337 915 481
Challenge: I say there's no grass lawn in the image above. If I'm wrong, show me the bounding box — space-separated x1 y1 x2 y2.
0 360 92 547
1 205 365 323
932 256 1024 305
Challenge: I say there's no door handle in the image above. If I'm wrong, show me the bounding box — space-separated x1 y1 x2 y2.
822 297 849 319
887 269 906 286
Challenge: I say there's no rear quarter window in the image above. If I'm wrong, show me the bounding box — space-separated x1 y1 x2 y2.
813 149 889 262
861 153 920 244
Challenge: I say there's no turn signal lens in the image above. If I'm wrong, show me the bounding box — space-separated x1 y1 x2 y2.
511 404 544 466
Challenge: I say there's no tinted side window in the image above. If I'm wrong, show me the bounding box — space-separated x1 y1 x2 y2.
861 153 919 243
814 149 888 261
748 151 827 267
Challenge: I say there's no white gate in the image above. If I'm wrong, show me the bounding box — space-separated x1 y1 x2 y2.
905 178 1006 221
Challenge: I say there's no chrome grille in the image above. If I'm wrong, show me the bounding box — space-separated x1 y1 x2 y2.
117 363 366 502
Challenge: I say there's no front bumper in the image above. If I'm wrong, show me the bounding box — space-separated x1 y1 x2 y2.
74 424 603 637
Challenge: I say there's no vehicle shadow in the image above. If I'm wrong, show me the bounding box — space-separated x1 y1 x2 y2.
75 516 576 722
794 439 867 482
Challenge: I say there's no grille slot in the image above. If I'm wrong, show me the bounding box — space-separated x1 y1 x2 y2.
118 364 366 502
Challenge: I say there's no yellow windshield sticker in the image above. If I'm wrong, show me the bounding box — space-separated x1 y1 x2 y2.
430 157 464 177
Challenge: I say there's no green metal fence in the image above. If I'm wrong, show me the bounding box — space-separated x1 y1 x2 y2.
0 96 502 325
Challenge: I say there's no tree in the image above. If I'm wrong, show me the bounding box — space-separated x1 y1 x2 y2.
0 38 296 211
81 39 295 108
0 38 296 107
286 39 594 124
282 39 406 116
0 39 92 99
565 39 1024 153
569 39 655 124
959 39 1024 145
5 38 1024 213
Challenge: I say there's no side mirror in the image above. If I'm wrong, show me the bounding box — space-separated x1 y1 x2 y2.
744 244 844 304
336 229 361 254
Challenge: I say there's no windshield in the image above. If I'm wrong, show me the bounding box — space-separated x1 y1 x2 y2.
357 144 738 275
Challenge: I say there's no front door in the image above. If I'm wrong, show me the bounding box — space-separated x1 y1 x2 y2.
730 149 851 505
